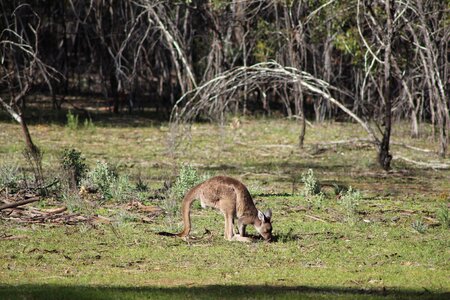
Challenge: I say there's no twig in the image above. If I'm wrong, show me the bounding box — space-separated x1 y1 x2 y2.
0 197 40 211
304 214 328 223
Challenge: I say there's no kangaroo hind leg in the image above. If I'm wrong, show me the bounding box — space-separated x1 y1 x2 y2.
223 213 235 241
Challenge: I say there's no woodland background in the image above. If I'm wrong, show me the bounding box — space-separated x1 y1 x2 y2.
0 0 449 171
1 2 450 298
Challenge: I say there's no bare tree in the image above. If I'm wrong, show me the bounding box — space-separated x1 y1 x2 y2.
170 62 378 144
0 4 58 183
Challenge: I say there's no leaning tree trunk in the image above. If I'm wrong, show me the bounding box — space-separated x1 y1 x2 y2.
0 97 43 183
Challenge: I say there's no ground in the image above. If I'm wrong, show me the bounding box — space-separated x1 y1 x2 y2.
0 115 449 299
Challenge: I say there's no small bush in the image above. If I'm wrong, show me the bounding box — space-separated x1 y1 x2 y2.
300 169 324 209
114 209 140 226
83 118 95 132
412 219 427 234
110 175 134 203
0 162 21 192
60 148 88 189
164 165 206 217
339 186 362 225
82 161 117 200
81 161 136 202
308 193 325 210
436 204 449 229
301 169 321 198
62 191 91 214
66 110 79 130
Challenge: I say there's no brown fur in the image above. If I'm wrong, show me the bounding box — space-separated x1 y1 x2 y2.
171 176 272 242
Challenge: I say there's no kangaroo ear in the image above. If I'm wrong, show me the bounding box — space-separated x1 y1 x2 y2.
264 209 272 220
258 210 265 222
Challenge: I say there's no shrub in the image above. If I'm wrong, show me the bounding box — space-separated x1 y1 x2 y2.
110 175 134 203
301 169 321 198
0 162 22 193
309 193 326 210
66 110 79 130
412 219 427 234
171 165 204 199
339 186 362 225
60 148 88 189
436 204 449 229
164 165 206 218
300 169 324 209
114 209 140 227
82 161 117 200
81 161 137 202
62 191 90 214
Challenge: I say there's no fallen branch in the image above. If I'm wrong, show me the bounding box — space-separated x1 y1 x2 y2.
0 196 40 211
304 214 328 223
313 138 375 146
395 156 450 169
391 142 434 153
40 206 67 214
0 234 28 240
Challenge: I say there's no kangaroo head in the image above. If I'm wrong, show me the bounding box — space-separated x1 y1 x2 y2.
255 209 273 241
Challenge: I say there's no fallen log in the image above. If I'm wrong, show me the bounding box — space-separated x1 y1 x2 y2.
0 197 40 211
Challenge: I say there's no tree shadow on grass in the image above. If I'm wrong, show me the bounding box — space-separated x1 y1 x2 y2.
0 284 446 300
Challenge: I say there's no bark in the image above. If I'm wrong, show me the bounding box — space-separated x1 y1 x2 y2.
378 0 393 171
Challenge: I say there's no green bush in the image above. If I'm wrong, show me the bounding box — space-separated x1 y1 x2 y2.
81 161 136 202
412 219 427 234
83 118 95 132
164 165 206 218
110 175 135 203
0 162 20 192
436 204 449 229
62 191 90 214
60 148 88 188
339 186 362 225
82 161 117 200
66 110 79 130
300 169 324 209
301 169 321 198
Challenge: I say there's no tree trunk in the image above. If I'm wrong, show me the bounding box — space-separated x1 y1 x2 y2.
378 0 393 171
110 70 119 114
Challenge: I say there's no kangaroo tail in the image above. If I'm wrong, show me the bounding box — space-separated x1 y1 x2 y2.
175 184 200 237
157 231 178 236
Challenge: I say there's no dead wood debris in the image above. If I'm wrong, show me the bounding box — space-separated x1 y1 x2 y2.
1 190 163 226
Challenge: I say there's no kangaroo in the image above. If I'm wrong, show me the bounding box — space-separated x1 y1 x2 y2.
162 176 272 242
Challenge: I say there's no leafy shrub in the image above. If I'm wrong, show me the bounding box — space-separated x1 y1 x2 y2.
301 169 321 198
60 148 88 189
66 110 79 130
110 175 135 203
300 169 324 209
81 161 136 202
412 219 427 234
436 204 449 229
62 191 90 214
164 165 206 217
82 161 117 200
83 118 95 130
0 162 20 192
339 186 362 225
309 193 326 210
172 165 204 198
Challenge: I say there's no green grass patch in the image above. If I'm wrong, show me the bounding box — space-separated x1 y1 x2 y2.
1 117 449 298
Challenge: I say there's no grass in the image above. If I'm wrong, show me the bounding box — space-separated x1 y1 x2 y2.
0 115 449 299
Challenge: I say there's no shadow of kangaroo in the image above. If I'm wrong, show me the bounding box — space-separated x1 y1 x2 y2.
159 176 272 242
